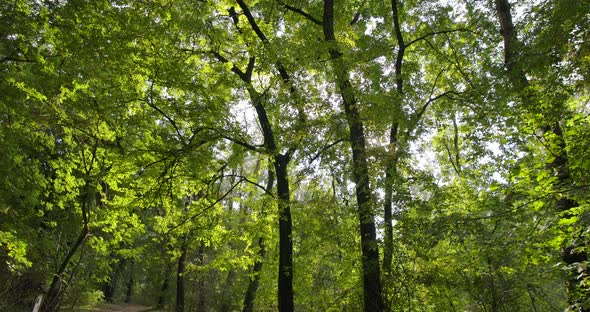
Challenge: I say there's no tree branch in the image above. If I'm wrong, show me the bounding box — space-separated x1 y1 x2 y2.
279 2 323 26
236 0 307 143
208 50 253 82
166 178 245 234
204 126 261 151
406 28 474 48
222 173 275 196
452 115 461 174
309 139 344 163
417 91 459 123
228 6 242 33
144 87 186 146
236 0 270 42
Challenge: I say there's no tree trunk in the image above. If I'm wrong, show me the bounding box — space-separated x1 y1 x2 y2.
383 125 398 275
157 263 173 309
383 0 406 275
222 52 294 312
323 1 385 311
41 224 88 312
103 257 126 303
176 237 187 312
211 12 297 307
242 237 266 312
274 154 294 312
242 168 272 312
382 132 400 277
125 260 134 303
197 244 206 312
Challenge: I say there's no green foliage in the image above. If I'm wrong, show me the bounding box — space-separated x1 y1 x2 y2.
1 0 589 311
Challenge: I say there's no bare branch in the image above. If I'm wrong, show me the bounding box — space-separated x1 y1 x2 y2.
426 66 448 103
144 92 186 146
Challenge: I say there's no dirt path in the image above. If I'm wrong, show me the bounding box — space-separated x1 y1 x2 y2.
91 303 155 312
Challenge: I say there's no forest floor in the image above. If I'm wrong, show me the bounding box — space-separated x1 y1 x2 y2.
79 303 158 312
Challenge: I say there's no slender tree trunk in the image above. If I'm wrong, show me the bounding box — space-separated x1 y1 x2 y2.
157 263 173 309
215 49 295 311
41 224 88 312
176 236 187 312
323 1 384 311
242 168 273 312
197 243 206 312
125 260 134 303
214 5 301 308
382 125 398 274
383 0 406 275
242 237 266 312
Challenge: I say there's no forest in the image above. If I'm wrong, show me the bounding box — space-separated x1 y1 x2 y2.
1 0 589 311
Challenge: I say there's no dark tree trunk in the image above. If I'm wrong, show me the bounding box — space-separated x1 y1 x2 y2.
213 38 295 310
242 237 266 312
212 4 300 307
323 1 385 311
176 237 187 312
125 260 134 303
247 86 294 312
274 154 294 312
494 0 527 90
103 257 126 303
157 263 173 309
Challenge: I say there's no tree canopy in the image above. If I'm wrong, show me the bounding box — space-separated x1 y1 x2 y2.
1 0 589 311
